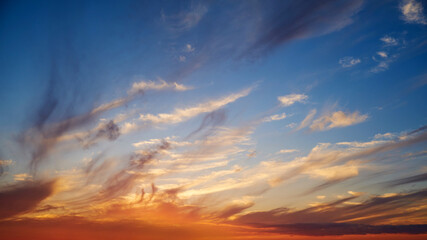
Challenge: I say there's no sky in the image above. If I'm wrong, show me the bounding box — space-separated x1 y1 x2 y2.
0 0 427 239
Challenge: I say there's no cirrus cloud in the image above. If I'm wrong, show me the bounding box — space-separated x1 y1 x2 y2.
310 111 368 131
278 94 308 107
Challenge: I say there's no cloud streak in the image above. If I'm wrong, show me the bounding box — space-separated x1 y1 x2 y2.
310 111 368 131
278 94 308 107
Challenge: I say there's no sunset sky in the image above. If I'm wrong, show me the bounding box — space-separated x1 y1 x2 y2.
0 0 427 239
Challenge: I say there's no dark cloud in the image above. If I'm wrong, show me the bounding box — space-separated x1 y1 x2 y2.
78 120 121 148
407 124 427 136
216 202 254 219
169 0 363 80
33 204 63 213
241 0 364 58
0 180 56 219
233 188 427 228
386 173 427 187
301 176 354 196
186 109 227 140
262 223 427 236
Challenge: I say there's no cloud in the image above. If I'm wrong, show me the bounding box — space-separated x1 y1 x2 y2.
339 56 361 68
371 61 390 73
377 51 388 58
297 109 317 130
77 120 120 148
0 180 57 219
185 44 195 52
0 159 12 177
374 132 395 139
179 56 186 62
233 188 427 229
272 127 427 189
186 109 227 139
0 159 12 166
310 111 368 131
278 94 308 106
277 149 298 154
136 87 252 126
216 201 254 219
380 35 398 47
161 4 208 32
13 173 32 181
122 85 249 134
133 137 191 148
386 173 427 187
243 0 363 57
262 113 287 122
253 223 427 236
400 0 427 24
129 78 192 95
308 162 359 181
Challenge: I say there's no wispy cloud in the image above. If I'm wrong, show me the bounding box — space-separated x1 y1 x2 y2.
377 51 388 58
374 132 395 139
242 0 363 57
277 149 298 154
380 35 399 47
339 56 361 68
234 188 427 229
385 172 427 187
298 109 317 130
400 0 427 24
129 78 192 95
310 111 368 131
278 94 308 107
263 113 287 122
185 44 195 52
133 87 252 127
161 4 208 32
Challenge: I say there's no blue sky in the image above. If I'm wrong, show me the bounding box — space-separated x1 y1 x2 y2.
0 0 426 239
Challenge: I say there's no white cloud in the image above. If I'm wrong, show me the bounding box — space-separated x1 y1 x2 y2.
277 149 298 154
129 78 192 94
286 122 297 128
278 94 308 107
377 51 388 58
263 113 287 122
133 136 191 148
310 111 368 131
400 0 427 24
371 61 389 73
138 87 252 125
185 44 195 52
374 132 395 139
308 162 359 181
179 56 186 62
339 56 361 68
380 36 398 46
